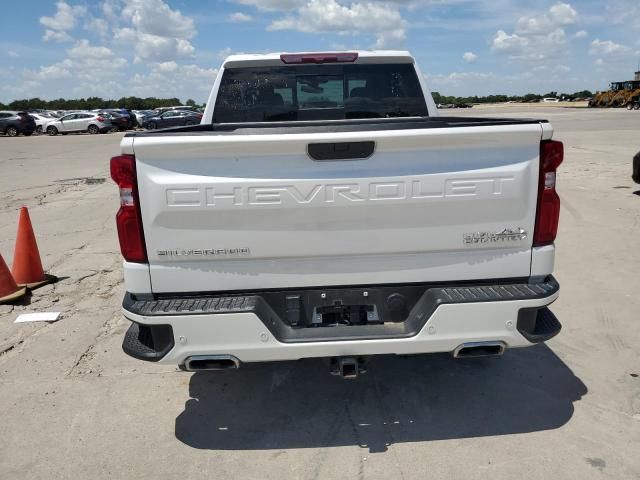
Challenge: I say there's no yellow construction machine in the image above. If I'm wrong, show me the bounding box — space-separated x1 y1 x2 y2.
590 74 640 108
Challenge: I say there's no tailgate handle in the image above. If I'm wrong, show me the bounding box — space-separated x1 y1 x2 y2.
307 141 375 161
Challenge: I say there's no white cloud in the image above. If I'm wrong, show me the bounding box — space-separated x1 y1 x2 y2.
130 33 195 63
216 47 234 59
574 30 587 38
606 0 640 31
84 16 110 39
40 1 86 31
40 1 86 42
109 0 197 63
515 2 577 35
462 51 477 63
38 59 73 79
236 0 305 11
491 3 579 62
549 3 578 25
229 12 253 22
429 71 497 87
492 30 529 54
128 63 218 100
68 39 118 61
426 68 586 97
589 39 631 56
26 39 127 96
267 0 407 48
122 0 195 39
43 29 73 43
156 61 179 73
8 51 19 58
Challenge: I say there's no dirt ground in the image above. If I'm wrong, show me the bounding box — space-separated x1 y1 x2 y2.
1 105 639 479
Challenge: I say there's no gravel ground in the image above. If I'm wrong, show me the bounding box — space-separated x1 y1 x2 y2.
0 105 639 479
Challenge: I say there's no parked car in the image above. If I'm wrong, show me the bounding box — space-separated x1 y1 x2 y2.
114 50 563 376
98 111 129 131
142 109 203 129
542 98 560 103
132 110 157 127
0 111 36 137
29 113 54 134
155 105 201 113
45 112 112 135
633 151 640 184
93 109 135 129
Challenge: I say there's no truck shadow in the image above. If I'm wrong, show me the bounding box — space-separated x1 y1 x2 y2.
175 344 586 452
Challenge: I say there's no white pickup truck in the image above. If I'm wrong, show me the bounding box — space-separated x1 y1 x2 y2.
111 51 563 377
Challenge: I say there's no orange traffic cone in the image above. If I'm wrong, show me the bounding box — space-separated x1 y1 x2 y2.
0 253 25 303
11 207 56 289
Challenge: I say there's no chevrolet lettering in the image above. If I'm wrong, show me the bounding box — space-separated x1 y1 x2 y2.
165 177 515 208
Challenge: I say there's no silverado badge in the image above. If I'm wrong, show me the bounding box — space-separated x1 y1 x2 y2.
463 228 527 245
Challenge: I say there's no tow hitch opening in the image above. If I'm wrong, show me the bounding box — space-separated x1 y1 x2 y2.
330 356 367 379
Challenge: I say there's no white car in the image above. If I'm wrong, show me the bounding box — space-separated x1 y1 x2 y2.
542 98 560 103
112 51 563 377
29 113 55 134
45 112 112 135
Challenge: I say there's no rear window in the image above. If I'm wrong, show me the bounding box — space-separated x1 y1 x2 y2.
213 63 428 123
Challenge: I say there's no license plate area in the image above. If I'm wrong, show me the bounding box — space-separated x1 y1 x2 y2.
268 286 425 329
311 303 380 327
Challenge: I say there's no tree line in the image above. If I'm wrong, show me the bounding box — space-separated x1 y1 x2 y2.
432 90 594 105
0 96 202 111
1 91 595 111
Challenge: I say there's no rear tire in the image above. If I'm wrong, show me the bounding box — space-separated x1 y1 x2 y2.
147 122 157 130
88 124 99 134
185 120 195 126
36 125 43 134
47 126 58 136
6 126 18 137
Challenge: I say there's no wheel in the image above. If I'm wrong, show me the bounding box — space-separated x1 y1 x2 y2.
185 120 195 126
147 122 156 130
36 125 43 134
627 103 634 110
88 124 99 134
635 104 640 110
47 126 58 136
6 126 18 137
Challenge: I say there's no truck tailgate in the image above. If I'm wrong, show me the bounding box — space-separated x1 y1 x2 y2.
131 123 544 293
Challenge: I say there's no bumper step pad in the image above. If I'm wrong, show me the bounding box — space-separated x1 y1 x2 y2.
122 322 174 361
517 306 562 343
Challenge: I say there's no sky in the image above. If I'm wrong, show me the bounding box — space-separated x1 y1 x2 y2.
1 0 639 103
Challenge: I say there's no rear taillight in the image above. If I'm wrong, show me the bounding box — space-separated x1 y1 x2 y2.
280 52 358 64
110 154 147 262
533 140 563 247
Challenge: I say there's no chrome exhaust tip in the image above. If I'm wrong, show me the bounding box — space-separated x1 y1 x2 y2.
183 355 240 371
453 341 506 359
